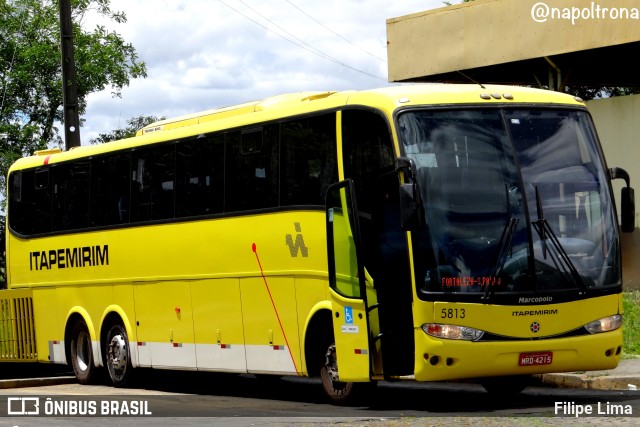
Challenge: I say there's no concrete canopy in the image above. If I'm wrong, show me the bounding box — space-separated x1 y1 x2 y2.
386 0 640 90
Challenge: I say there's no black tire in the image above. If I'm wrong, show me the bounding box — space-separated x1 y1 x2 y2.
104 322 133 387
481 375 530 395
70 319 95 385
320 342 375 406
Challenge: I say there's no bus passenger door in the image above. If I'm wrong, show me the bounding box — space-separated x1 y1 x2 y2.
325 179 373 382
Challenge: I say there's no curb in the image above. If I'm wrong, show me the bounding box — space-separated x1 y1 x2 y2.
0 376 76 390
536 373 640 390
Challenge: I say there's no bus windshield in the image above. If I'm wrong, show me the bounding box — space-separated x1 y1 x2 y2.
399 108 620 300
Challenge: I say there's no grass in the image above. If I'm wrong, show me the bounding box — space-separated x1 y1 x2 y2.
623 290 640 357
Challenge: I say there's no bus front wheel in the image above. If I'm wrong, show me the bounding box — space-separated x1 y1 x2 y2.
104 322 133 387
320 342 375 405
320 343 355 404
70 319 95 384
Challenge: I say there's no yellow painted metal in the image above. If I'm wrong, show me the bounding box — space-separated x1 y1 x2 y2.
412 294 623 381
0 288 37 361
329 289 370 382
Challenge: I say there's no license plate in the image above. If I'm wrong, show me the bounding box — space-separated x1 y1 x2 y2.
519 351 553 366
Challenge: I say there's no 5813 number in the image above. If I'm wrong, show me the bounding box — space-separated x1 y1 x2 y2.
440 308 465 319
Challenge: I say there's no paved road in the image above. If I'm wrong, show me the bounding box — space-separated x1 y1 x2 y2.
0 369 639 426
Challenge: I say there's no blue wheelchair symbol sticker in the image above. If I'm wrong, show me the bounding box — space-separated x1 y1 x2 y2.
344 306 354 324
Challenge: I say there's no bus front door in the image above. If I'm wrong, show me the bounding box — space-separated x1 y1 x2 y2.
325 179 374 382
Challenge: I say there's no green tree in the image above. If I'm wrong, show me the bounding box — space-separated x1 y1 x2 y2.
89 115 164 144
0 0 147 289
443 0 473 5
0 0 147 189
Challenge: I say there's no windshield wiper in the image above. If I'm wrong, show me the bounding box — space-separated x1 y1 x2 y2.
484 185 519 300
484 217 519 300
531 187 587 292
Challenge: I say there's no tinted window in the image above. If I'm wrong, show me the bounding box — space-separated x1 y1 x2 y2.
342 109 395 213
131 145 176 221
9 168 52 235
176 135 224 217
52 162 91 231
280 114 337 206
91 153 130 226
8 112 340 236
225 126 279 212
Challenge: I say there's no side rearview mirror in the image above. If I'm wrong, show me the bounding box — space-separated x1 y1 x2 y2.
610 167 635 233
621 186 635 233
396 157 423 230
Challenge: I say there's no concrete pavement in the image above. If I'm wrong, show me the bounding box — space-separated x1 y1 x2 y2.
2 359 640 390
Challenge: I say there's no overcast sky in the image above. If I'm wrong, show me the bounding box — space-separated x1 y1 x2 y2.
81 0 444 142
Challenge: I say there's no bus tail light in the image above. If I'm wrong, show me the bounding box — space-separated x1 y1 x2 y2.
422 323 485 341
584 315 622 334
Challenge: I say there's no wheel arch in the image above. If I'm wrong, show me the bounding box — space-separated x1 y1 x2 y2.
64 307 97 367
100 305 136 368
303 301 333 377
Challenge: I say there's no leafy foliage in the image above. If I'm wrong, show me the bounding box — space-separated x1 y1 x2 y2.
443 0 473 6
567 86 640 101
0 0 146 288
0 0 147 196
623 291 640 356
89 115 165 144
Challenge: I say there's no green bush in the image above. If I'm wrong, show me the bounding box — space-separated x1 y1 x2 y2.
623 291 640 357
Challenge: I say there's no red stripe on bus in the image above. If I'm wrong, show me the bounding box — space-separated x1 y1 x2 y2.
252 243 300 375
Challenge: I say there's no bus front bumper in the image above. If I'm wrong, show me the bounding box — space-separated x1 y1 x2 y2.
413 328 622 382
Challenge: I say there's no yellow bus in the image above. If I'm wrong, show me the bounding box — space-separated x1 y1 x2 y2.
1 84 636 403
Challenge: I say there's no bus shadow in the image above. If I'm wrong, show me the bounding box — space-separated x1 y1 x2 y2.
121 368 638 415
128 369 328 404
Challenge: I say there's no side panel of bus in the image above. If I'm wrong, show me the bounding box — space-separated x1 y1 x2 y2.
134 280 196 368
192 278 246 372
241 277 300 374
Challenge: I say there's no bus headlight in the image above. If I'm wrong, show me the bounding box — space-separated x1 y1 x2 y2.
584 315 622 334
422 323 485 341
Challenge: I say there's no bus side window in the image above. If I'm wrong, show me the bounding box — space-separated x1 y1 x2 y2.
52 162 91 231
11 168 52 235
91 153 131 226
342 109 397 273
176 134 224 217
21 167 51 234
130 145 176 222
225 126 279 212
280 113 337 206
8 172 27 235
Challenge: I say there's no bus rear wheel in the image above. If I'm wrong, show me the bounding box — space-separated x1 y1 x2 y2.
70 319 95 384
104 322 133 387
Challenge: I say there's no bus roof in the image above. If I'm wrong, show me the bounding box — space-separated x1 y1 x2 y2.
10 84 585 172
135 91 341 136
